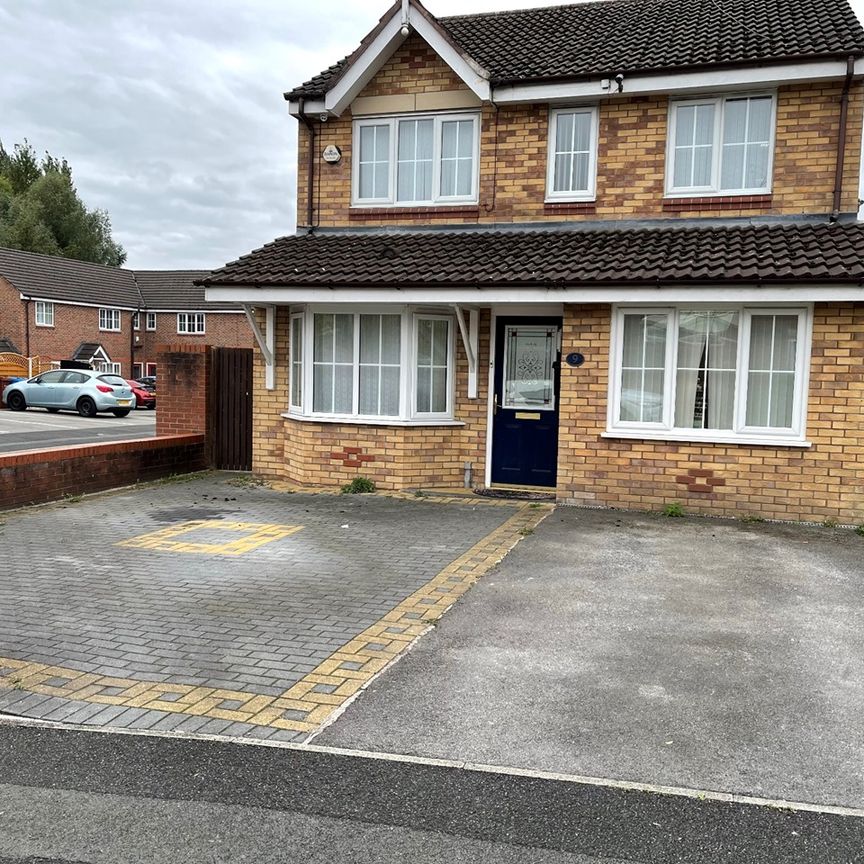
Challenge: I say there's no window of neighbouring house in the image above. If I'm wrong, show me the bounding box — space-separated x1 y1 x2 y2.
132 363 143 378
546 107 599 201
289 308 456 423
608 305 810 444
98 361 122 375
146 312 156 331
132 312 140 330
99 308 121 331
35 301 54 327
667 94 775 196
177 312 205 334
353 112 480 206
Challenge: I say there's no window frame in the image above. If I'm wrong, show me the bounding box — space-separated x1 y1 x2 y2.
34 301 54 328
665 92 777 198
288 306 458 425
545 105 600 202
351 111 481 208
146 312 157 331
98 308 121 332
132 312 140 331
607 304 812 446
177 312 206 335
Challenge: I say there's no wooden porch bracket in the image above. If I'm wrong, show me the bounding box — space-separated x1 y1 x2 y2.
242 304 275 390
452 304 479 399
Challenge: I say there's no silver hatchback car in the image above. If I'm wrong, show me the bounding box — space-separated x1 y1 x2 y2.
2 369 136 417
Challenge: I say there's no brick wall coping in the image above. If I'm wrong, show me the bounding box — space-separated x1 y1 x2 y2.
0 433 205 468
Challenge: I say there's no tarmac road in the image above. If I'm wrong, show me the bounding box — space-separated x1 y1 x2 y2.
0 722 862 864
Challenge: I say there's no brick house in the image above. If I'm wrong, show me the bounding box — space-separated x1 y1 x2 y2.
202 0 864 524
0 247 252 378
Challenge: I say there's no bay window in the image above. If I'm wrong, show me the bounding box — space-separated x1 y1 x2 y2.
667 94 775 196
288 308 456 423
609 306 810 444
353 112 480 206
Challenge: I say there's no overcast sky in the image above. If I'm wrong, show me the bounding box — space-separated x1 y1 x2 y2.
1 0 863 270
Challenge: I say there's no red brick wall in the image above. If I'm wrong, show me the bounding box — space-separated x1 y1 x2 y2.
155 343 211 437
135 312 252 374
0 434 207 511
0 276 26 354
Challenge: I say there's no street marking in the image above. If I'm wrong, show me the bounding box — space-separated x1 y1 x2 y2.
1 501 551 733
116 519 303 556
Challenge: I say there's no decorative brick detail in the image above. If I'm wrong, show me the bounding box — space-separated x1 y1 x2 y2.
349 206 480 222
328 447 377 468
663 195 773 213
675 467 727 494
543 202 597 215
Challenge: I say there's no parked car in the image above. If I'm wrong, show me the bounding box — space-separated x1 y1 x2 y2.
135 375 156 391
127 379 156 409
2 370 136 417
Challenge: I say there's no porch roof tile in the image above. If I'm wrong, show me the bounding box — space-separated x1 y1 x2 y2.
201 222 864 288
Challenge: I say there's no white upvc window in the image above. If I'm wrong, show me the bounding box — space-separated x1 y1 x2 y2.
99 308 121 331
132 312 140 330
35 301 54 327
289 307 456 423
146 312 157 331
666 94 775 196
177 312 205 334
608 305 811 445
98 361 122 375
546 106 599 201
352 112 480 206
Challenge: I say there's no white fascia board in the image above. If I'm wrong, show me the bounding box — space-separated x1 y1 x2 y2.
287 99 326 117
145 308 243 314
325 15 408 116
409 9 491 101
205 285 864 304
493 58 864 104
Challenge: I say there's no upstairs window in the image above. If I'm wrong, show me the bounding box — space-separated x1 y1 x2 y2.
177 312 205 334
99 308 121 331
35 301 54 327
667 94 775 196
146 312 157 331
132 312 140 330
546 107 599 201
353 112 480 206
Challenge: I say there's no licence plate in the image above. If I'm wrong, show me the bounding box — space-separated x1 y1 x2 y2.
117 399 131 406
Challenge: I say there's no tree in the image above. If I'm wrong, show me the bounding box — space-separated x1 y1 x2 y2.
0 140 126 266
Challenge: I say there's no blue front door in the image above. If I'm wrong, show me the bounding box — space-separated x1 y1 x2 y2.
490 317 562 488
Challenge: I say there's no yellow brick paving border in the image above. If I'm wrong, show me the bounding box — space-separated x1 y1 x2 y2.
0 497 553 736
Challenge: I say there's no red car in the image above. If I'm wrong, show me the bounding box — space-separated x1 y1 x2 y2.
126 379 156 409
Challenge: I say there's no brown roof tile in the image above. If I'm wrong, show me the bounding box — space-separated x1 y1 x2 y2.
201 223 864 287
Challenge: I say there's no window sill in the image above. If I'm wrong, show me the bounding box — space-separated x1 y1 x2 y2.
602 430 811 449
662 194 773 212
282 412 465 428
349 205 480 221
34 324 54 329
543 200 597 215
98 329 121 333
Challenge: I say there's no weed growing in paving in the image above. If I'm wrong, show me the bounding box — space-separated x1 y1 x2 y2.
822 517 839 529
855 525 864 537
62 492 83 504
341 477 376 494
519 527 535 536
662 502 685 518
740 514 765 523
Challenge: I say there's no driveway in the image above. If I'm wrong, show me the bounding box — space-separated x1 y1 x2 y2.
0 474 543 741
318 508 864 809
0 407 156 454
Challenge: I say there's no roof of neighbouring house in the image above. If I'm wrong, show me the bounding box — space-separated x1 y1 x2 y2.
0 247 242 311
71 342 110 362
200 222 864 287
286 0 864 99
0 337 21 353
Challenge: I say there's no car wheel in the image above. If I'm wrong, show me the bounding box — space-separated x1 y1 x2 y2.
77 397 97 418
46 408 60 413
111 409 131 418
6 391 26 411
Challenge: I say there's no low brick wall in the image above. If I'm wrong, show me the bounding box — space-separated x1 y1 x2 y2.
0 434 206 511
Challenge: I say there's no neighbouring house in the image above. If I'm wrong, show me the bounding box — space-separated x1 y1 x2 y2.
201 0 864 524
0 247 253 379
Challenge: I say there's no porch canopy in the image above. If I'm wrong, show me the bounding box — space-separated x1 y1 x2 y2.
201 221 864 390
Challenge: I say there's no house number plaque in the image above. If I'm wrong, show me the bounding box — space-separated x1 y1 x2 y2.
565 352 585 367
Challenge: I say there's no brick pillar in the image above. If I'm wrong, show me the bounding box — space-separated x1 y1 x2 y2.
155 344 212 437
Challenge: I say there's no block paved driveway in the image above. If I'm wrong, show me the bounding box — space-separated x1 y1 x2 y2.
0 474 543 742
319 508 864 809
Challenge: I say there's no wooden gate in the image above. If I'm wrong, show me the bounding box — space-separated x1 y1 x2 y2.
209 347 253 471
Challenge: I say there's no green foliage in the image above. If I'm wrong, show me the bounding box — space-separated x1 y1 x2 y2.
340 477 376 494
0 140 125 266
855 525 864 537
662 502 685 518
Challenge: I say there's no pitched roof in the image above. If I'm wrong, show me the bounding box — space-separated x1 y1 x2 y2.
201 222 864 287
287 0 864 98
0 247 241 311
0 337 20 354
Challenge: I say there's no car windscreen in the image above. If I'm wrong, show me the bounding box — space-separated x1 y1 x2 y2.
97 375 128 387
